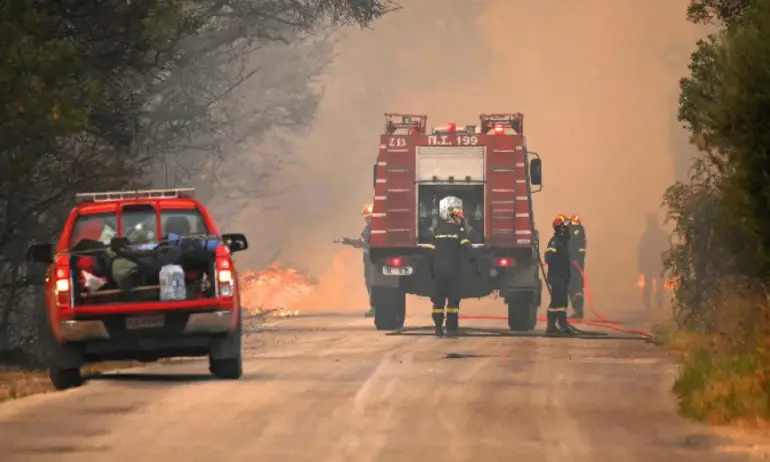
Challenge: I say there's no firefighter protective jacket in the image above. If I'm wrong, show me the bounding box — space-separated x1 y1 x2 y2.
425 221 473 273
568 224 587 267
545 234 571 282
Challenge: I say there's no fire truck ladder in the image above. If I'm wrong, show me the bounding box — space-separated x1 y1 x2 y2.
480 113 524 135
384 113 428 135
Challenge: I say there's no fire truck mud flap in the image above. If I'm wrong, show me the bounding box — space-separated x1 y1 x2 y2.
371 286 406 331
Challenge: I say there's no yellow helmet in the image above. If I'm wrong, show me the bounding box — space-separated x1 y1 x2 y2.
570 214 581 225
362 203 373 218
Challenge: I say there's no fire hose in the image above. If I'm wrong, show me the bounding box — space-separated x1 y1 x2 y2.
459 259 656 340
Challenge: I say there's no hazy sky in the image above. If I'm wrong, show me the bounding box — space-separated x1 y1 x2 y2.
235 0 705 314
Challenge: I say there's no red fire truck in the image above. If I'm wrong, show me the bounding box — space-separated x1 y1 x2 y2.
368 113 544 331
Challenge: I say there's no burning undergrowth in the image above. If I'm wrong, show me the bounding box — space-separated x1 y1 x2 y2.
239 248 368 316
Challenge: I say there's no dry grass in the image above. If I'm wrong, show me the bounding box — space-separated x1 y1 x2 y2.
0 361 137 402
653 320 707 360
665 286 770 425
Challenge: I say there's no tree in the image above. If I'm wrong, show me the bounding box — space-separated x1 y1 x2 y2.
664 0 770 327
0 0 398 360
675 0 770 279
685 0 756 25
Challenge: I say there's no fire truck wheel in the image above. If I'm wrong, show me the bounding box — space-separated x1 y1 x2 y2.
372 287 406 331
528 304 539 331
507 290 536 332
209 320 243 380
49 366 82 391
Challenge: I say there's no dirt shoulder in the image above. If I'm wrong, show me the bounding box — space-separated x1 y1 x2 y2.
0 362 136 402
0 313 268 404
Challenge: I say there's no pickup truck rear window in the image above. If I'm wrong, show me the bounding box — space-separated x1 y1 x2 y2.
122 209 157 245
161 210 208 236
70 214 118 248
69 209 209 248
121 209 209 244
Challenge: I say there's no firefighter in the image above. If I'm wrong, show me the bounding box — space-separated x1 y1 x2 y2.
568 214 587 319
335 204 376 317
424 205 479 337
544 215 574 334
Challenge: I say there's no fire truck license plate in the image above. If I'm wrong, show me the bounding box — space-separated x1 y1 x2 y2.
382 266 414 276
125 314 165 330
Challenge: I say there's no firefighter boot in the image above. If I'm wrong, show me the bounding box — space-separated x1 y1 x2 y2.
432 308 445 337
557 311 576 334
545 310 560 335
569 293 584 319
445 308 460 338
364 307 375 318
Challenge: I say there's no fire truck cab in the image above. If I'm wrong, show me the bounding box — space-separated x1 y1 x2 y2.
368 112 544 331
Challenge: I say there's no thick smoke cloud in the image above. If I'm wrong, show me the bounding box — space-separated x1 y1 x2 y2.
238 0 705 315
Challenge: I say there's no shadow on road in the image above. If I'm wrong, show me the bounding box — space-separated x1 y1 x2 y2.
85 372 216 383
247 325 376 334
387 326 649 341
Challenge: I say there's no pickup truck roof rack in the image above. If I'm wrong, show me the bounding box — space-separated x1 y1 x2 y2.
75 188 196 204
384 113 428 135
480 113 524 135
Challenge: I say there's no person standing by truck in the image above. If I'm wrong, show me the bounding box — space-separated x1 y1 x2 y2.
544 215 574 334
568 214 587 319
424 203 479 338
335 203 376 317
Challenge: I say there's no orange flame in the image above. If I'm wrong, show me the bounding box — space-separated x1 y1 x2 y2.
239 263 315 314
664 275 680 291
636 273 678 292
238 248 369 314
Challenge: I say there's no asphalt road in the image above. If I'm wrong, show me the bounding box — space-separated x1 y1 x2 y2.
0 307 757 462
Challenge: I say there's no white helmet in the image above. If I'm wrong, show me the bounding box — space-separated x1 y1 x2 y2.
438 196 463 221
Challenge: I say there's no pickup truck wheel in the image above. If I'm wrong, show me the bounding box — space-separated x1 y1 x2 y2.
210 357 242 379
209 317 243 379
372 287 406 331
507 290 536 332
49 366 82 391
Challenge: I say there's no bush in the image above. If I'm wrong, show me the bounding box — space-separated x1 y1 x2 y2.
664 0 770 424
665 279 770 422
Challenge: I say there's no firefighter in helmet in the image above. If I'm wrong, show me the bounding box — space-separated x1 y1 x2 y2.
544 215 574 334
424 198 479 337
335 203 376 317
568 214 587 319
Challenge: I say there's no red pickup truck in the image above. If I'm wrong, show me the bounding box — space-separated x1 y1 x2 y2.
26 188 248 390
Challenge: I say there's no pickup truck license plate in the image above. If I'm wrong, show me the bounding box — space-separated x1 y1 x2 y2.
382 266 414 276
125 314 165 330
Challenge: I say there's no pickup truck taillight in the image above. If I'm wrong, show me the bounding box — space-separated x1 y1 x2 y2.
215 246 234 298
54 255 73 315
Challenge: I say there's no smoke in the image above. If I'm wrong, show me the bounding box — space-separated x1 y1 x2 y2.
236 0 706 316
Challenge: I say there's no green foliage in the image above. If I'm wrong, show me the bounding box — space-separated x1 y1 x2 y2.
674 348 770 422
662 158 733 329
686 0 756 25
666 0 770 423
0 0 397 355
